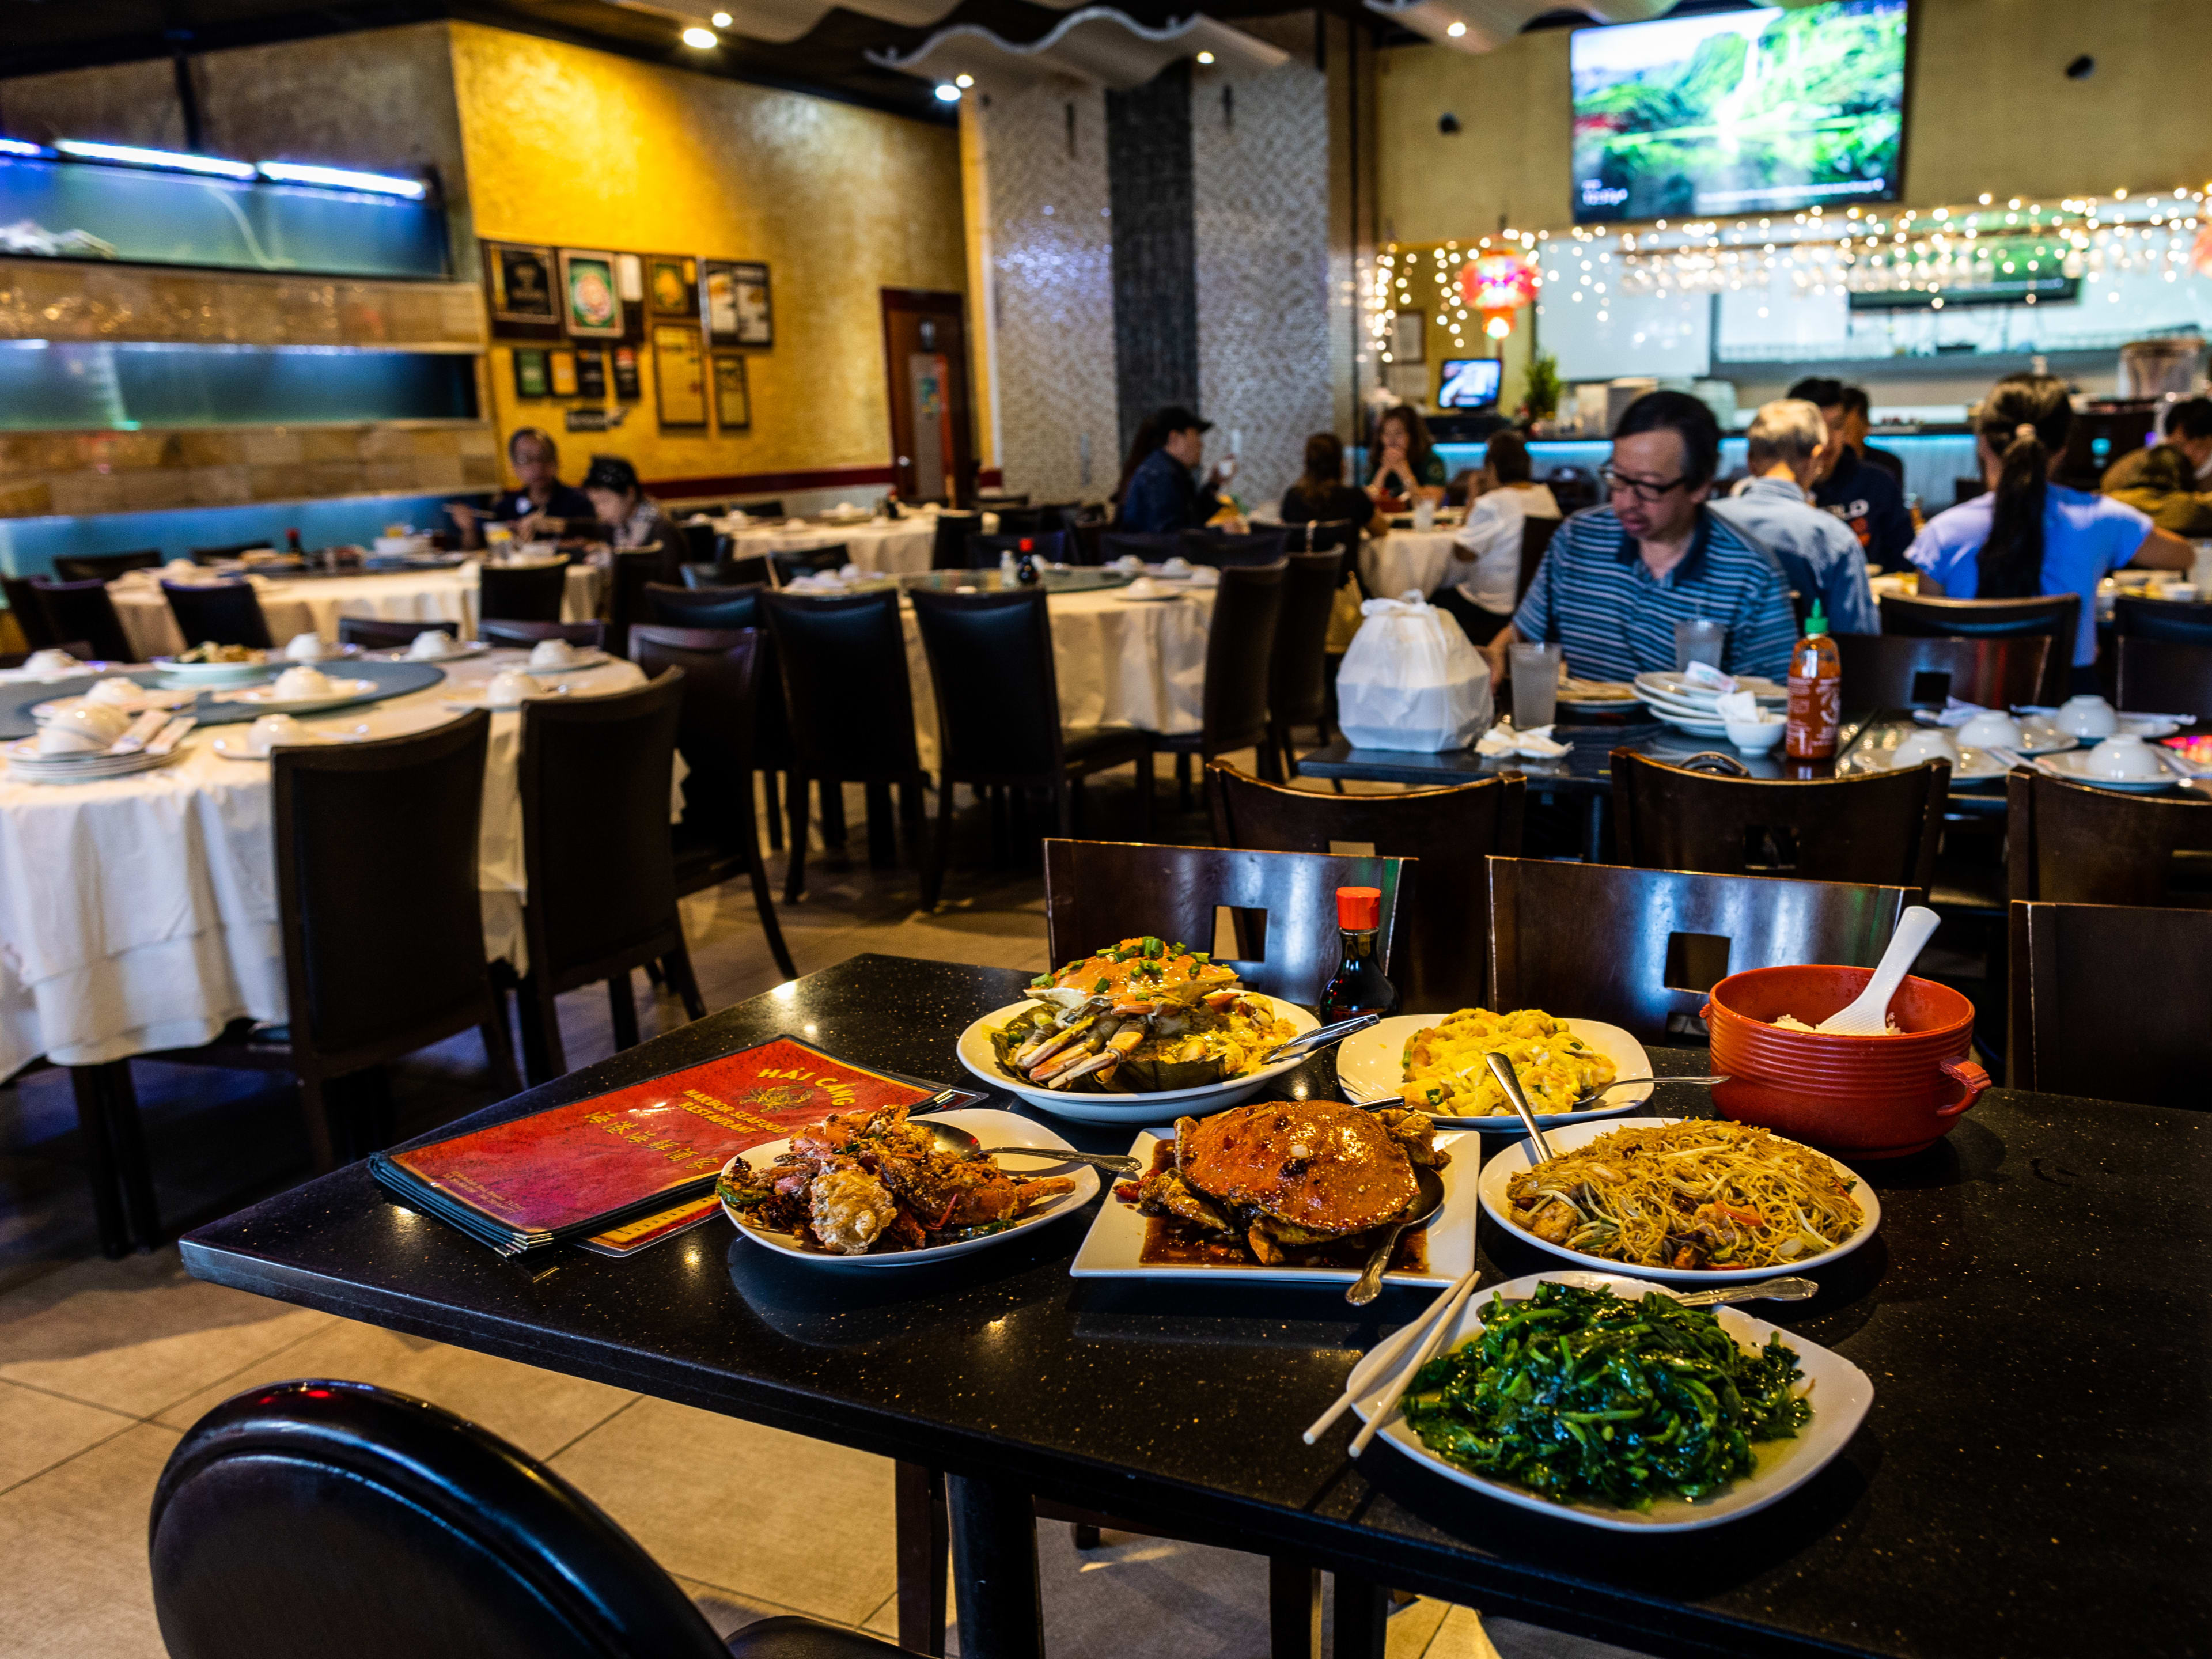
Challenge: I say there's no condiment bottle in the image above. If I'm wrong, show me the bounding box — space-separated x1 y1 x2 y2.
1319 886 1400 1022
1786 599 1840 761
998 546 1019 585
1016 536 1041 585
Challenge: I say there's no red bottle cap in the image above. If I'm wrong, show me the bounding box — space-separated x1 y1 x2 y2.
1018 537 1033 552
1336 886 1381 931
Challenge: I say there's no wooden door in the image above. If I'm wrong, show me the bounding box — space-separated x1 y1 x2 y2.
881 289 975 505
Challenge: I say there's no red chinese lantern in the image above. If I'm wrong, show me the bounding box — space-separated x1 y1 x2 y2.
1459 251 1540 340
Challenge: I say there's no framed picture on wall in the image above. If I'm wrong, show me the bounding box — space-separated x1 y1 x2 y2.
512 347 550 399
548 349 578 397
711 351 751 431
702 259 772 347
558 248 624 339
487 243 561 335
649 256 699 321
611 346 642 402
575 346 608 400
653 324 709 429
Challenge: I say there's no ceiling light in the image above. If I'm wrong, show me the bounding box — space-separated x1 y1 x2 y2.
55 139 255 180
955 73 974 88
934 83 962 102
681 26 718 47
1445 20 1467 36
1195 50 1215 64
710 9 732 22
257 161 426 199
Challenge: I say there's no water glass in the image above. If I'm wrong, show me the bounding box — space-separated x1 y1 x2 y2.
1509 642 1562 730
1674 618 1727 672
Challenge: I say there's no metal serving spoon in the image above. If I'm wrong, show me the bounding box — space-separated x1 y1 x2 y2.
1486 1051 1555 1163
912 1120 1142 1176
1669 1276 1818 1307
1346 1166 1448 1307
1563 1073 1729 1108
1263 1012 1382 1066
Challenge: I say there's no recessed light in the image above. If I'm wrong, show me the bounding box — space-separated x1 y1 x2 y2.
710 9 732 22
1195 50 1215 64
1446 20 1467 36
955 73 974 88
934 84 962 102
681 26 717 47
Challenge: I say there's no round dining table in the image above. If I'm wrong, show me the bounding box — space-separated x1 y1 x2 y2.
1359 528 1462 603
711 516 938 578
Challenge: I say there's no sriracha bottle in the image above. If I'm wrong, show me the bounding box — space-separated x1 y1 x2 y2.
1786 599 1841 761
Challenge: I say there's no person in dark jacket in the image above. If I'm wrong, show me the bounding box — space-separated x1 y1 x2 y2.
1115 406 1232 533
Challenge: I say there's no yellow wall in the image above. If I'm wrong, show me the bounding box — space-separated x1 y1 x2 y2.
447 22 968 493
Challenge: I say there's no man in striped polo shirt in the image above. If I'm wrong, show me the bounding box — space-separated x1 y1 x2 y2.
1484 391 1798 686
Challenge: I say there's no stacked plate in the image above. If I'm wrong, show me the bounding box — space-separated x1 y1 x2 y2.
6 736 182 785
1631 671 1787 738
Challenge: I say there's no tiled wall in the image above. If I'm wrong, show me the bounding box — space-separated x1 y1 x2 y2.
1105 66 1199 465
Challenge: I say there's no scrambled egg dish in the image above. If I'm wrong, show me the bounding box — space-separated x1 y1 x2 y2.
1399 1007 1617 1116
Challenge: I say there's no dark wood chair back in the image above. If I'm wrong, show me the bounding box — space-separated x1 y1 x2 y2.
1209 762 1522 1007
2113 635 2212 721
605 547 666 659
1286 519 1361 554
930 510 982 570
965 531 1069 569
1183 528 1291 569
478 558 570 624
162 579 273 650
53 549 161 583
3 575 58 649
1611 749 1946 899
737 497 785 519
991 506 1050 537
643 580 762 631
1516 516 1562 604
1834 632 2051 711
1201 561 1286 755
1489 857 1911 1043
2112 593 2212 646
766 544 853 585
1878 592 2078 703
28 578 135 662
478 618 606 650
337 616 459 651
678 520 718 567
911 588 1065 782
760 590 920 782
695 543 775 589
2005 768 2212 904
189 541 264 565
1269 550 1343 733
2008 900 2212 1108
151 1380 733 1659
1099 532 1185 566
1043 838 1410 1008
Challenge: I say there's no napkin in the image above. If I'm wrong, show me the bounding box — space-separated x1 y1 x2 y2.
1714 690 1772 725
1913 696 1987 728
1475 720 1569 758
1679 660 1737 694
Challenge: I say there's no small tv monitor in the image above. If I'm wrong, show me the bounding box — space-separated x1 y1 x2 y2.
1436 358 1503 409
1570 0 1908 225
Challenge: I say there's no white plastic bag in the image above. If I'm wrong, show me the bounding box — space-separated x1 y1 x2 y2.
1335 593 1493 752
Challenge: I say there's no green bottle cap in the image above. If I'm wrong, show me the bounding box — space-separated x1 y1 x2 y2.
1804 599 1830 638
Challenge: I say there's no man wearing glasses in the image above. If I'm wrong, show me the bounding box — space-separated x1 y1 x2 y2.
1484 391 1797 685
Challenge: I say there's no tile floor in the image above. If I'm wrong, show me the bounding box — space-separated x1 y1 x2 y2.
0 769 1642 1659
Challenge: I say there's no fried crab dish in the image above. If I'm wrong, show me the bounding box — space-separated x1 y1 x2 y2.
715 1104 1077 1256
1122 1100 1449 1264
990 936 1298 1093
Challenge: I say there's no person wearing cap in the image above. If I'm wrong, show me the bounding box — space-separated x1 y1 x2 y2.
448 427 595 548
1115 405 1234 534
577 454 681 559
1789 376 1914 569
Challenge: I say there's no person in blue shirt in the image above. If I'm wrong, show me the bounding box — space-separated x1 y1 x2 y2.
1790 377 1915 570
1713 399 1877 634
1114 406 1232 534
1906 373 2194 692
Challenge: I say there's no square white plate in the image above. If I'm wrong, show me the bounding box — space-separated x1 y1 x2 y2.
1068 1127 1480 1288
1335 1014 1652 1129
1347 1269 1873 1532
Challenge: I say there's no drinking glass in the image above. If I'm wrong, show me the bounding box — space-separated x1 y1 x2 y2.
1674 618 1727 672
1509 642 1562 730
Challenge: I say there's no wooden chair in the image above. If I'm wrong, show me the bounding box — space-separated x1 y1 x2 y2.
1611 749 1946 900
2005 770 2212 906
2007 900 2212 1108
911 589 1152 908
52 549 161 582
1488 857 1912 1044
29 578 136 662
478 558 570 623
607 546 676 660
694 544 777 589
163 579 274 650
643 580 762 630
1516 515 1562 604
337 616 459 651
638 583 796 850
736 497 785 518
479 619 605 650
1154 560 1286 800
766 544 851 585
514 669 704 1082
1878 592 2078 704
1266 550 1343 779
677 520 718 567
1208 762 1521 1009
2113 635 2212 721
1042 838 1409 1008
1834 632 2051 711
929 510 982 570
3 575 57 649
2111 593 2212 647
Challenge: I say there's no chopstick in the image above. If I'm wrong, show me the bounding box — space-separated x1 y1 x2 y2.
1347 1270 1484 1459
1301 1265 1480 1446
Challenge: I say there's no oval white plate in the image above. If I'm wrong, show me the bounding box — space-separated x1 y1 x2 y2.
1633 671 1787 706
2033 750 2181 793
717 1107 1098 1266
1478 1116 1881 1284
224 677 378 710
1336 1014 1652 1128
153 657 269 686
955 995 1320 1124
1346 1270 1874 1532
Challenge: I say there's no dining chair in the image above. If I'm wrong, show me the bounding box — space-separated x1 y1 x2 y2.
760 589 925 902
628 623 797 980
638 583 797 848
696 543 777 589
52 548 162 582
1488 857 1912 1044
0 639 92 669
188 541 264 565
1207 761 1522 1009
1879 592 2078 704
336 616 460 651
2111 593 2212 647
2005 769 2212 906
1610 749 1948 901
478 557 570 623
1516 516 1562 604
1285 518 1359 554
1267 550 1344 778
645 579 762 630
1098 531 1185 565
151 1380 902 1659
2113 635 2212 721
737 497 785 519
607 546 674 660
2 575 58 649
1833 632 2052 712
479 618 606 650
29 578 137 662
679 520 719 567
964 531 1069 569
163 579 274 650
1181 528 1290 568
2007 900 2212 1108
989 505 1050 537
910 589 1153 908
766 544 851 585
1041 838 1409 1008
514 668 704 1082
929 510 982 570
1153 560 1286 800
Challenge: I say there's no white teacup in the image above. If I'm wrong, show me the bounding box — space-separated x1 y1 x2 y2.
527 638 579 670
247 713 312 755
407 630 459 660
22 649 84 675
1160 556 1193 577
1890 728 1961 768
2054 694 2118 739
486 669 537 708
84 677 143 709
271 665 334 701
39 702 132 755
284 632 334 662
1956 709 2025 750
2085 732 2166 779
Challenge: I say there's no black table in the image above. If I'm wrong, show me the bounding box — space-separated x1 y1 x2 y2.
181 956 2211 1659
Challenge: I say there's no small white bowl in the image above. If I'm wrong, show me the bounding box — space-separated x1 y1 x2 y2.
271 665 334 700
1724 716 1785 753
284 632 335 662
38 703 131 755
1956 710 2024 749
1890 728 1961 768
22 649 84 676
84 677 143 709
2085 732 2166 779
407 630 460 660
527 638 579 671
246 713 313 755
2054 694 2118 739
486 668 538 708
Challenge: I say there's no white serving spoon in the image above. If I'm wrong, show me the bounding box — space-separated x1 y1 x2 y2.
1813 904 1940 1035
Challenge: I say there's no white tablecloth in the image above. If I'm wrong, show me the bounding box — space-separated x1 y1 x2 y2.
0 651 664 1073
714 518 938 577
1361 531 1461 601
109 565 602 661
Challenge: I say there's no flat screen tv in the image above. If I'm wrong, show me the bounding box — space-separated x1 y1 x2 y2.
1571 0 1908 225
1436 358 1503 409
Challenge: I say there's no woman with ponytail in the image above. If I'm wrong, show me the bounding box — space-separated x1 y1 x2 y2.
1906 373 2193 690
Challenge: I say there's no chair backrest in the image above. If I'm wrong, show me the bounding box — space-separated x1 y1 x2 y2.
29 578 135 662
679 521 718 566
760 589 919 781
696 544 777 589
628 626 763 842
151 1379 731 1659
1208 762 1522 1009
1489 857 1911 1043
1516 516 1562 604
478 558 571 624
767 543 851 583
336 616 459 651
1878 592 2078 703
1289 520 1361 555
2005 768 2212 904
992 506 1050 537
2111 593 2212 646
2008 900 2212 1108
965 531 1069 569
53 549 161 583
605 547 664 658
479 618 605 650
1611 748 1946 898
1042 838 1411 1007
518 669 688 989
1183 528 1291 568
270 713 497 1070
910 588 1063 782
2113 635 2212 721
1200 561 1287 754
1834 632 2052 711
190 541 263 566
1099 531 1186 566
643 580 763 631
163 579 274 650
1268 550 1344 729
930 510 983 570
738 498 785 519
2 575 58 649
978 491 1031 509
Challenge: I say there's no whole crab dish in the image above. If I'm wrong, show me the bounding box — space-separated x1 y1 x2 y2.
1119 1101 1450 1267
990 936 1299 1093
716 1104 1077 1256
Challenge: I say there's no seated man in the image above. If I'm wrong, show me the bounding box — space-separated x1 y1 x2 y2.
1790 376 1915 569
1712 400 1878 634
1116 406 1233 534
1838 385 1905 487
1486 391 1798 685
2103 396 2212 536
447 427 595 548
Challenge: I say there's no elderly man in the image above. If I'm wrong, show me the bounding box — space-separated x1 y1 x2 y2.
446 427 594 548
1714 400 1878 634
1789 376 1914 569
1486 391 1798 685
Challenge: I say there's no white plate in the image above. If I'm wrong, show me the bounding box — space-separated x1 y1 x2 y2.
510 647 609 671
955 995 1321 1124
1335 1014 1653 1128
1346 1270 1873 1532
1633 671 1787 706
2032 750 2183 793
222 677 378 710
2116 714 2184 740
30 687 193 719
717 1108 1097 1267
5 744 182 784
278 643 363 663
208 726 369 761
1478 1117 1881 1285
1115 588 1187 603
1068 1126 1479 1287
1647 710 1733 739
372 641 489 662
152 657 270 686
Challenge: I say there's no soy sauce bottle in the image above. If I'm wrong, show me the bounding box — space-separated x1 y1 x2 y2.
1319 885 1400 1022
1015 536 1041 585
